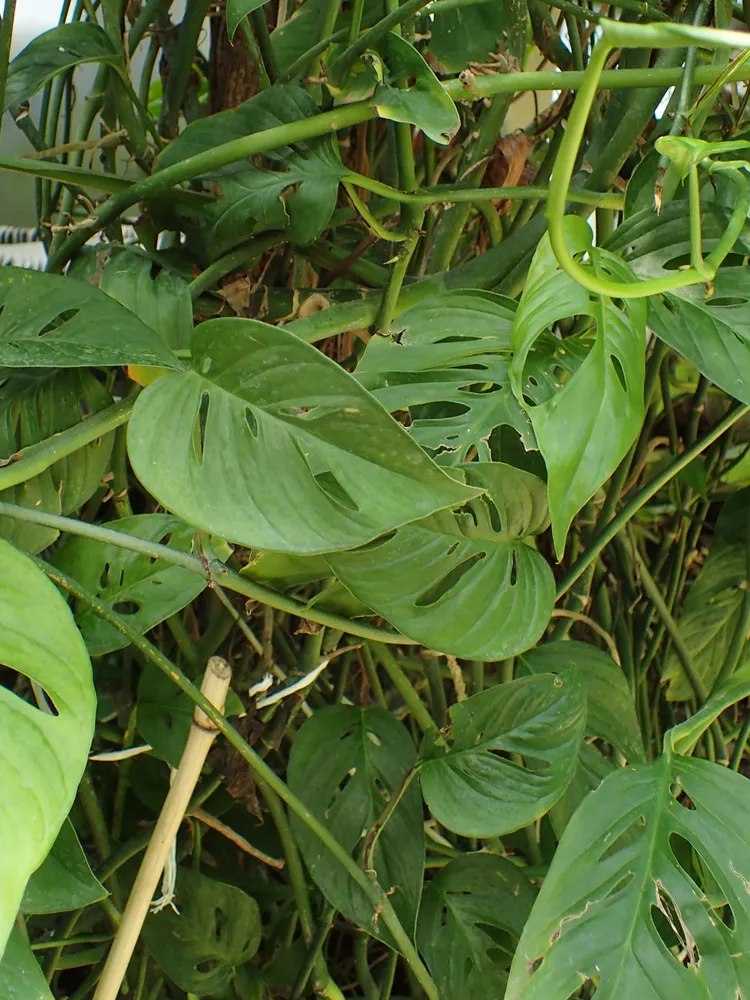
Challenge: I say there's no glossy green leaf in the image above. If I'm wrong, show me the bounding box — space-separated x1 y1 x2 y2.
227 0 271 39
519 640 645 762
0 268 182 369
127 318 476 554
0 540 96 954
21 820 106 915
3 24 120 112
51 514 212 656
287 706 423 945
329 462 554 659
0 927 53 1000
663 489 750 700
510 219 646 557
425 0 527 74
506 743 750 1000
142 868 261 996
548 741 616 838
416 854 536 998
0 370 114 554
373 33 460 144
419 670 586 837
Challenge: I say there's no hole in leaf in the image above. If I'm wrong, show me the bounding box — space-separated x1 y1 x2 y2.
0 663 59 716
446 541 460 556
354 530 397 552
158 531 173 547
313 470 359 511
610 354 628 392
653 881 700 968
463 956 473 980
325 768 357 818
100 563 110 589
193 392 210 465
213 907 226 940
439 904 448 927
709 297 746 307
113 601 139 615
528 376 538 387
510 549 518 586
485 497 502 534
415 553 486 607
149 261 163 279
195 959 221 975
245 407 259 438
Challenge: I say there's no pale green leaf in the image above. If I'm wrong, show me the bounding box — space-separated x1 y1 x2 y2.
0 541 96 955
0 927 54 1000
127 318 477 554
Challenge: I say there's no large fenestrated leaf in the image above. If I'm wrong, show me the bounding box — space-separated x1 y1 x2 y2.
0 370 114 553
287 706 423 946
419 670 586 837
127 317 476 554
416 854 536 998
328 462 555 660
663 488 750 701
372 33 459 145
506 741 750 1000
0 927 54 1000
153 86 346 248
142 868 261 996
519 640 645 763
3 23 120 112
355 290 588 463
0 541 95 956
51 514 212 656
0 269 182 369
510 219 646 557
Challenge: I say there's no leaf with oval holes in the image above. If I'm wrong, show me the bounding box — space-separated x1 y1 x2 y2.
287 706 424 946
21 819 106 915
416 854 537 998
510 218 646 558
372 33 460 144
50 514 215 656
519 640 645 763
3 23 121 112
327 462 555 660
0 268 182 369
0 926 54 1000
141 867 261 996
227 0 272 39
0 539 96 955
505 742 750 1000
662 489 750 701
127 318 477 554
419 670 586 838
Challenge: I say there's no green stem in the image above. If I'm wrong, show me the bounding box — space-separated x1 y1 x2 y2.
558 405 750 600
37 559 439 1000
0 501 417 644
0 394 137 492
371 643 435 732
328 0 434 85
377 209 425 334
188 233 283 299
159 0 211 137
0 0 18 137
250 7 279 83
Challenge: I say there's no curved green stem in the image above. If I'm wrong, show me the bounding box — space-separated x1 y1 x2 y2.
37 558 439 1000
0 501 418 644
546 20 750 298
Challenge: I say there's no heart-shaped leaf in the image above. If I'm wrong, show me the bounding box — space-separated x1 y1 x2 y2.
510 218 646 557
142 868 261 996
3 24 120 112
373 33 459 145
519 640 645 762
419 670 586 837
0 268 181 369
21 819 106 915
0 540 96 954
127 318 476 553
506 743 750 1000
328 462 555 660
287 706 423 945
417 854 537 998
51 514 214 656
